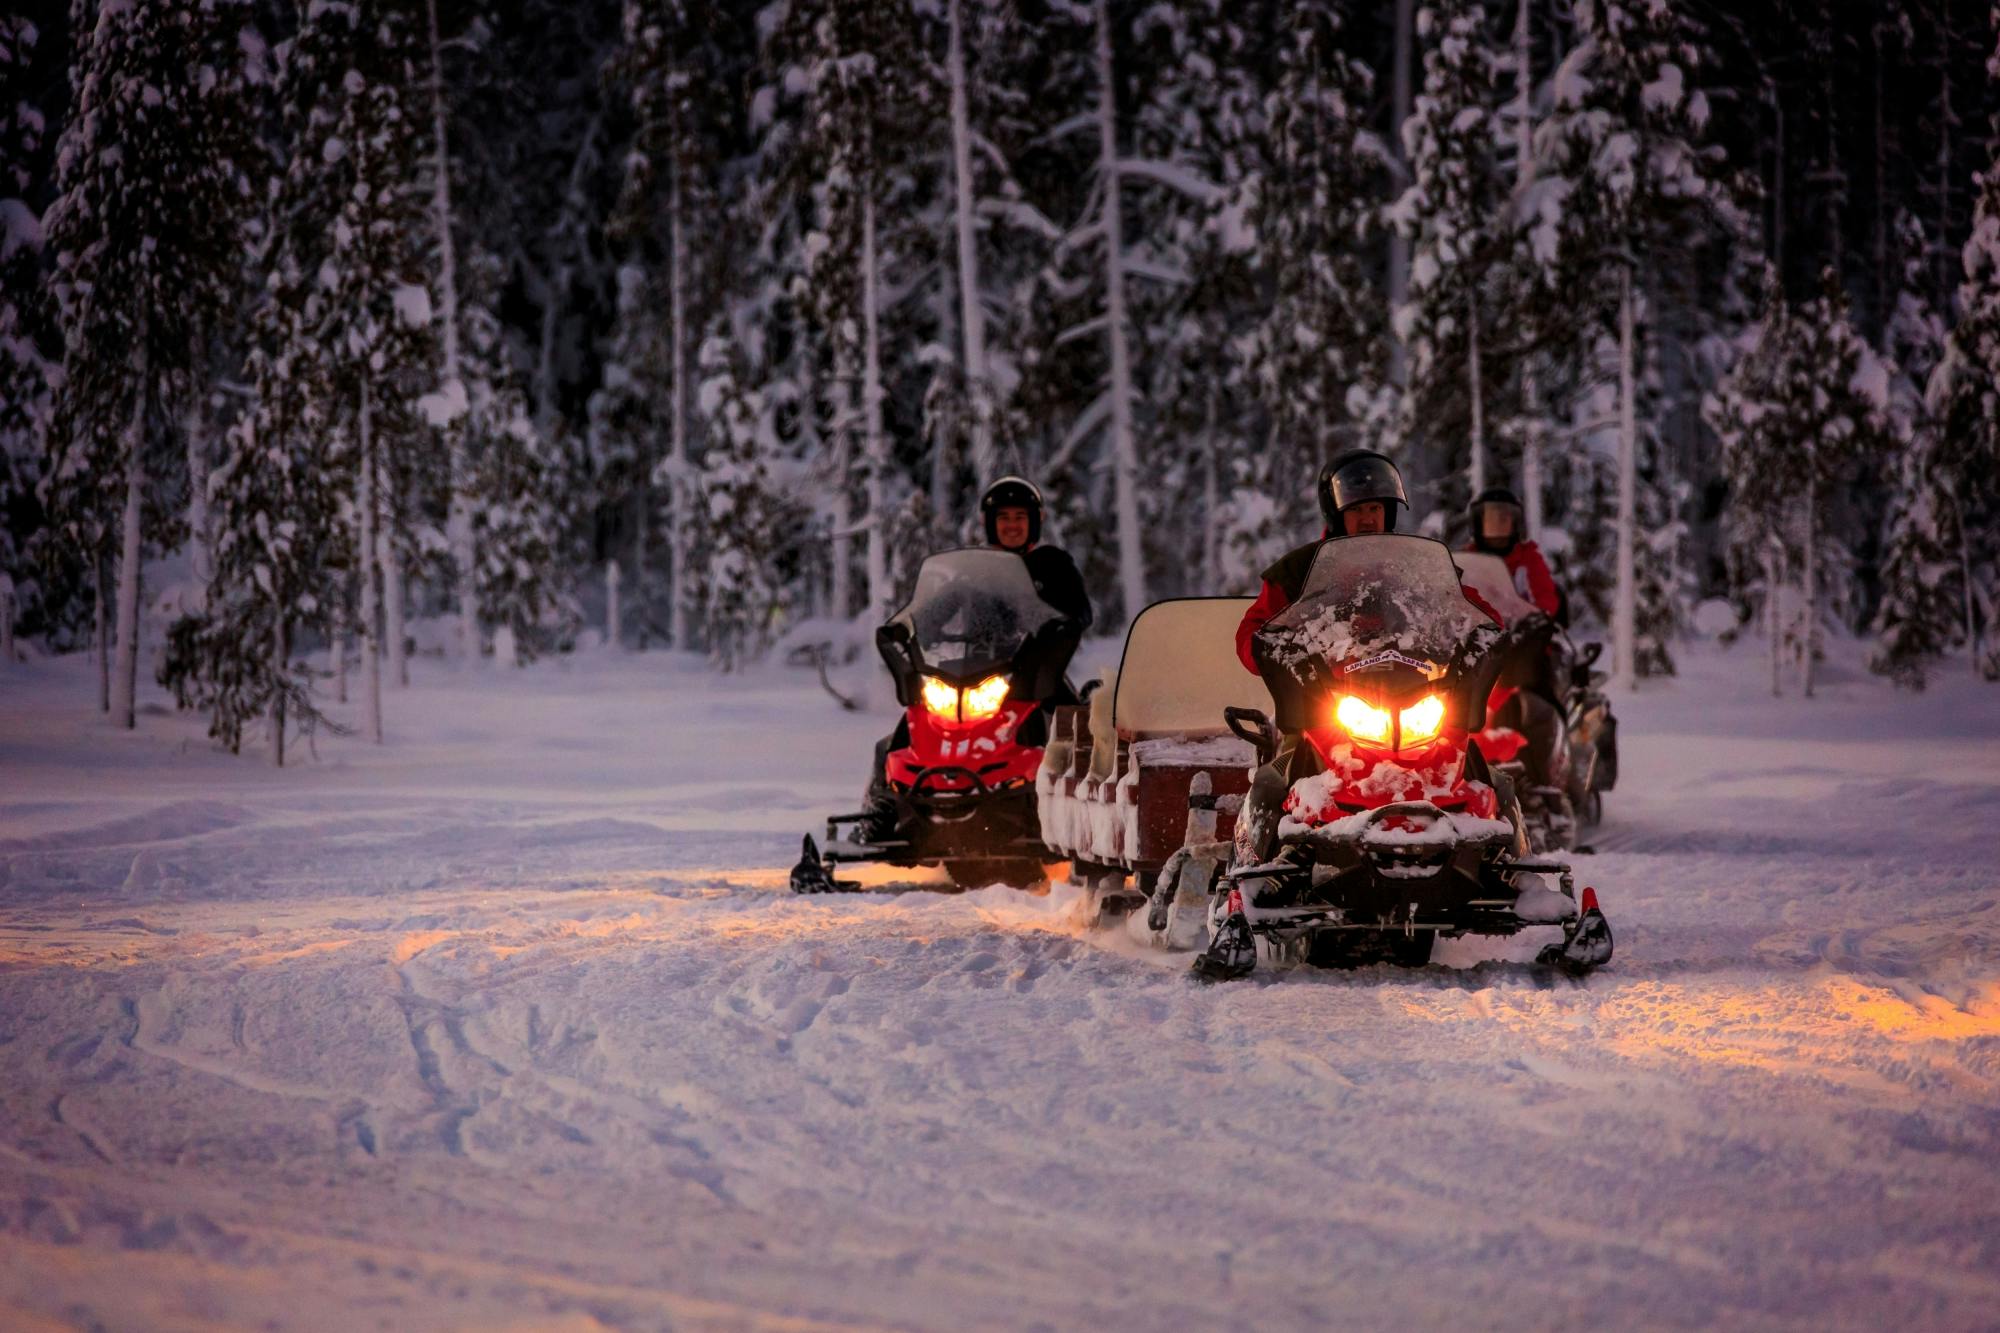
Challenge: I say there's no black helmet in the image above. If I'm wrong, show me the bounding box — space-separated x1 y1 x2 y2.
1319 450 1408 531
1469 485 1524 554
980 476 1043 548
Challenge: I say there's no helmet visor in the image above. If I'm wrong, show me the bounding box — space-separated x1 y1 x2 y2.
1326 455 1408 512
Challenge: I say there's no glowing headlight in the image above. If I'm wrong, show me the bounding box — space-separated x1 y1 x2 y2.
1399 694 1445 745
920 675 960 720
961 674 1010 721
1335 695 1393 745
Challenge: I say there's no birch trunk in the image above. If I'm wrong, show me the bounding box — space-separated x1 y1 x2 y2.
1611 268 1638 692
95 554 109 712
1954 493 1978 675
668 156 692 650
861 157 891 621
113 370 146 731
1466 293 1486 495
385 505 408 689
269 619 286 768
1766 537 1783 697
1800 483 1818 697
1387 0 1414 393
186 389 210 608
948 0 995 487
1515 0 1543 536
606 559 622 651
1201 383 1221 576
427 0 476 663
1096 0 1144 623
829 341 856 622
329 589 347 704
358 379 384 744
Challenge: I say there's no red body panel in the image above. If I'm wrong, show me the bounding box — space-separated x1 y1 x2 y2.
886 699 1043 792
1287 727 1499 829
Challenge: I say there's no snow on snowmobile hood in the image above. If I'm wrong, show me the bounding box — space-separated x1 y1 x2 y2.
1252 534 1502 734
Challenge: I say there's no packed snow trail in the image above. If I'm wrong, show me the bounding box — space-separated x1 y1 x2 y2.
2 643 1998 1329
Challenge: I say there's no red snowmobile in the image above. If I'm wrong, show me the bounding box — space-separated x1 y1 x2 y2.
1187 534 1613 978
792 548 1084 893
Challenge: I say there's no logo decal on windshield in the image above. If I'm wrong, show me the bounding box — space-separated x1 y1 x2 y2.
1343 650 1436 675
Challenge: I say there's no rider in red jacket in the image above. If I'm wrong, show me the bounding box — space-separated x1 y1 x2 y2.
1236 451 1501 673
1466 485 1561 620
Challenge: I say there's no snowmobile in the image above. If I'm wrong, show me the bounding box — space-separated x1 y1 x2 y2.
792 548 1084 894
1184 534 1613 979
1454 550 1618 846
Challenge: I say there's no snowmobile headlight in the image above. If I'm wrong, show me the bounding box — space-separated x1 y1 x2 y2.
1398 694 1446 746
921 675 961 720
961 674 1011 721
1334 695 1393 746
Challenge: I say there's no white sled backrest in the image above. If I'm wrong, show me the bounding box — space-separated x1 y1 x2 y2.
1112 597 1273 739
1453 551 1537 625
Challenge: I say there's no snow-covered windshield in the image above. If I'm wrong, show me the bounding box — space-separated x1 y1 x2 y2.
1261 535 1495 673
889 548 1064 671
1453 551 1538 626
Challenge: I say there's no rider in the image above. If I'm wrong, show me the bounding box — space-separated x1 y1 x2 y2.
1236 450 1476 673
856 477 1090 841
1466 485 1562 621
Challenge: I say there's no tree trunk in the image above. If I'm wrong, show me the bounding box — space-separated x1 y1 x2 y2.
1467 292 1486 495
1516 0 1543 537
94 553 109 712
1096 0 1144 624
1765 536 1783 697
269 618 287 768
1202 382 1221 577
329 588 347 705
606 559 622 650
427 0 477 664
1953 492 1978 674
0 581 13 664
113 376 146 731
1801 484 1817 697
861 156 891 621
829 340 856 622
358 379 384 744
668 155 692 651
385 518 407 689
1387 0 1414 394
1612 268 1638 692
948 0 995 488
186 388 210 608
1935 0 1952 299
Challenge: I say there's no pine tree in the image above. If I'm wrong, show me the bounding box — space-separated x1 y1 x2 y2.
1236 2 1388 541
690 331 791 671
1390 0 1507 500
1871 209 1960 686
43 0 261 727
1709 271 1895 696
0 13 54 656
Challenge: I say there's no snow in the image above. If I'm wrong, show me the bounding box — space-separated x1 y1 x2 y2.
4 638 2000 1328
392 281 434 328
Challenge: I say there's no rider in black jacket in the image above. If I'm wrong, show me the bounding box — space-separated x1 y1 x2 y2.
854 478 1091 842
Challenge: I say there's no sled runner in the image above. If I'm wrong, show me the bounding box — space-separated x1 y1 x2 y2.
794 548 1083 894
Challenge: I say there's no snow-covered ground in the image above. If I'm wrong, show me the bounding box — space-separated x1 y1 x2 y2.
3 639 1998 1330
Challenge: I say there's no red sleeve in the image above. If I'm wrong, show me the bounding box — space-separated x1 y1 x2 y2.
1463 585 1505 626
1512 544 1560 616
1237 580 1290 673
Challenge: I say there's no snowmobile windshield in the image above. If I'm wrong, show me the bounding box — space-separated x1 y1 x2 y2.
1453 551 1538 626
1253 535 1499 731
889 549 1067 679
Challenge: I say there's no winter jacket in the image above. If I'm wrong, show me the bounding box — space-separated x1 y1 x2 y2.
1473 539 1561 618
1021 546 1093 628
1235 535 1502 674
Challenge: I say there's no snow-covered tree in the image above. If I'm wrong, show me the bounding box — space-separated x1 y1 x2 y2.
43 0 261 727
690 332 792 671
0 13 54 656
1708 271 1895 696
1391 0 1507 498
